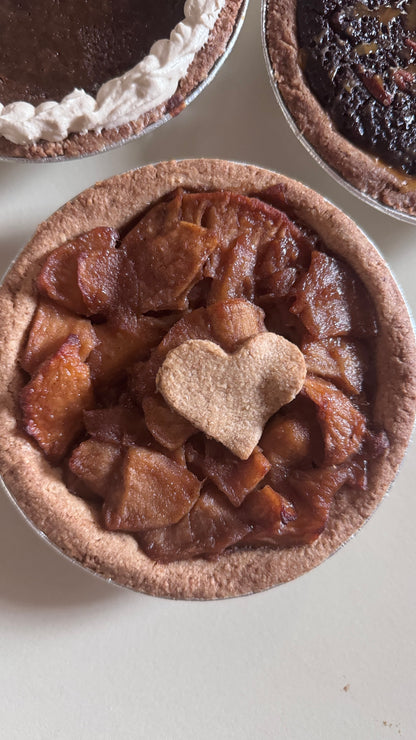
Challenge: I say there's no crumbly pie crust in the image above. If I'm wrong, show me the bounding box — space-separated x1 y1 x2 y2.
0 159 415 599
265 0 416 217
0 0 243 160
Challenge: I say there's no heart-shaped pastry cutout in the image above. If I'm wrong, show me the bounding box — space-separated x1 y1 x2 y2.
156 332 307 460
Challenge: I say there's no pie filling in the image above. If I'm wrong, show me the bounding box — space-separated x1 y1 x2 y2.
0 0 185 106
19 188 388 563
297 0 416 176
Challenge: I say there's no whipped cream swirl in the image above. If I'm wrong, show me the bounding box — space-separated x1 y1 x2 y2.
0 0 225 145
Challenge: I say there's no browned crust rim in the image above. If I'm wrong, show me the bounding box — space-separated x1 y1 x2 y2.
0 0 244 160
264 0 416 217
0 159 415 600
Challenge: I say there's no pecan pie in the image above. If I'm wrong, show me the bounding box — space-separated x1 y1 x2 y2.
0 160 415 599
0 0 245 159
265 0 416 217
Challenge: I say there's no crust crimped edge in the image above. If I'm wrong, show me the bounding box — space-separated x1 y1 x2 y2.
0 0 244 160
0 159 415 600
265 0 416 217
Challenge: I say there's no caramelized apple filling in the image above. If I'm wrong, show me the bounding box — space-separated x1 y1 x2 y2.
19 188 388 561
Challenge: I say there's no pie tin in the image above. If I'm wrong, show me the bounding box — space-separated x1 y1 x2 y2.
261 0 416 226
1 159 415 600
0 0 249 164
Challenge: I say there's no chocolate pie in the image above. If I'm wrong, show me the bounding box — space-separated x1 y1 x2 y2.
0 159 415 599
0 0 244 159
265 0 416 217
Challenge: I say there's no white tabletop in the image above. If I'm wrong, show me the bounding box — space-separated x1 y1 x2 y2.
1 2 415 738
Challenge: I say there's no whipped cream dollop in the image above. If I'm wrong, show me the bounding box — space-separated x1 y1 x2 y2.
0 0 225 145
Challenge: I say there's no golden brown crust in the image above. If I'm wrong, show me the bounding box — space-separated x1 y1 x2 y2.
0 0 244 160
1 159 415 599
265 0 416 217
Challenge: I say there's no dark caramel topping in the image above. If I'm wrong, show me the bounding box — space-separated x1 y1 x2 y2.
297 0 416 175
0 0 185 106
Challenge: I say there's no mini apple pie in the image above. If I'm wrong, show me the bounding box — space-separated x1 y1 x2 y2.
0 160 415 599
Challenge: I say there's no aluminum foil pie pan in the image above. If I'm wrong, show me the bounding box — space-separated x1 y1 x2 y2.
262 0 416 225
0 159 415 600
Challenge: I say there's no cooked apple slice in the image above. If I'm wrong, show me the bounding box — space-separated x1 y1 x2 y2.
181 193 291 302
139 486 251 562
21 335 94 461
302 376 366 465
69 439 122 498
301 336 368 395
77 242 125 317
255 222 311 285
207 299 266 350
283 465 356 545
83 406 152 447
209 233 260 303
261 297 305 346
239 485 297 546
209 220 299 303
260 403 323 470
37 227 118 315
142 394 196 450
103 447 201 531
260 400 325 495
256 267 298 300
179 189 314 304
291 251 377 339
186 439 271 506
88 317 167 385
181 191 288 246
79 242 184 325
121 188 183 245
122 221 218 313
21 298 98 374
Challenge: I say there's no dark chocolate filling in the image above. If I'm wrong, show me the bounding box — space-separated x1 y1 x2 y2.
297 0 416 175
0 0 185 107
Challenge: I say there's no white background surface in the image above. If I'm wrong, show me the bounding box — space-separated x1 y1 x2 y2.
1 2 415 738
